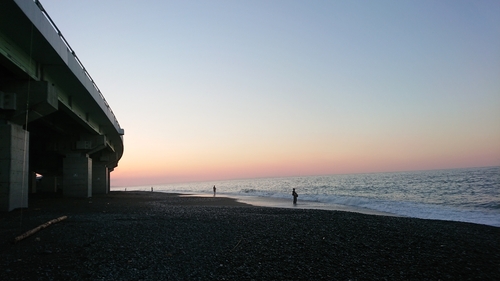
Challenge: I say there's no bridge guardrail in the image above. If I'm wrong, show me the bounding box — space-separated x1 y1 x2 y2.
34 0 122 131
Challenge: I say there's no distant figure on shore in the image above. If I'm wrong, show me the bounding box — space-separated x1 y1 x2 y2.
151 187 153 192
213 185 216 196
292 188 298 204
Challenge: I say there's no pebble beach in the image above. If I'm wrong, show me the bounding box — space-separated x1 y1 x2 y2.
1 191 499 280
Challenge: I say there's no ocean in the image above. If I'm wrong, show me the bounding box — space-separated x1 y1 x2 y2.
112 166 500 227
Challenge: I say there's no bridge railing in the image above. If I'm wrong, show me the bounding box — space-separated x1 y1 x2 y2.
34 0 122 132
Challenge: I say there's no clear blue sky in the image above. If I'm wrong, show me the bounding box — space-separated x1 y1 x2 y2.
39 0 500 186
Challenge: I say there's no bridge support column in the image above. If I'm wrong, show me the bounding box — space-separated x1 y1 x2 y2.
63 154 92 198
39 176 60 193
0 123 29 211
92 161 108 194
30 171 36 193
108 169 111 193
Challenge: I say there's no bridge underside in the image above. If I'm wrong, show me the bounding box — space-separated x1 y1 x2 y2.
0 85 117 211
0 0 123 211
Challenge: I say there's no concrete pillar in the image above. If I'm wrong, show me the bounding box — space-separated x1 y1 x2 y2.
30 171 36 193
63 154 92 197
107 169 111 193
0 123 29 211
92 161 108 194
39 176 59 193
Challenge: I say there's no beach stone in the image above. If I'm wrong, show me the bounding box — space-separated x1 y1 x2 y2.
0 191 499 280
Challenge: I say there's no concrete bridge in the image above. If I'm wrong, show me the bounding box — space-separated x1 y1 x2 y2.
1 0 124 211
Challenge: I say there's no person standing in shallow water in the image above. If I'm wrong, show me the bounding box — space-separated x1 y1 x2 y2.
292 188 298 204
213 185 216 196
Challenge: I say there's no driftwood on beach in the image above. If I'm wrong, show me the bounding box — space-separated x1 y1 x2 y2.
13 216 67 243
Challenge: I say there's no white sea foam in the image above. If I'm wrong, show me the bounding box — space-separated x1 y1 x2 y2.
112 166 500 227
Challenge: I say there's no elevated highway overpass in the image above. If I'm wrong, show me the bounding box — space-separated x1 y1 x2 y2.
0 0 124 211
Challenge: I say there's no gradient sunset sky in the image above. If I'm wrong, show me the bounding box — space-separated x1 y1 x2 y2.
40 0 500 186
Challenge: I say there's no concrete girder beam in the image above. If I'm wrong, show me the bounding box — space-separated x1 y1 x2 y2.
0 81 58 125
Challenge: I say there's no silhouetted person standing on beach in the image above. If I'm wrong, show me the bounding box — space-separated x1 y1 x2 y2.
213 185 216 196
292 188 298 204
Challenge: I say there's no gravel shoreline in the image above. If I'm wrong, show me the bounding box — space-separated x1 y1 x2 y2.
1 191 499 280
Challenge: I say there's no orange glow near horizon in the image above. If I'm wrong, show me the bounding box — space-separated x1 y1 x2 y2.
110 135 500 187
